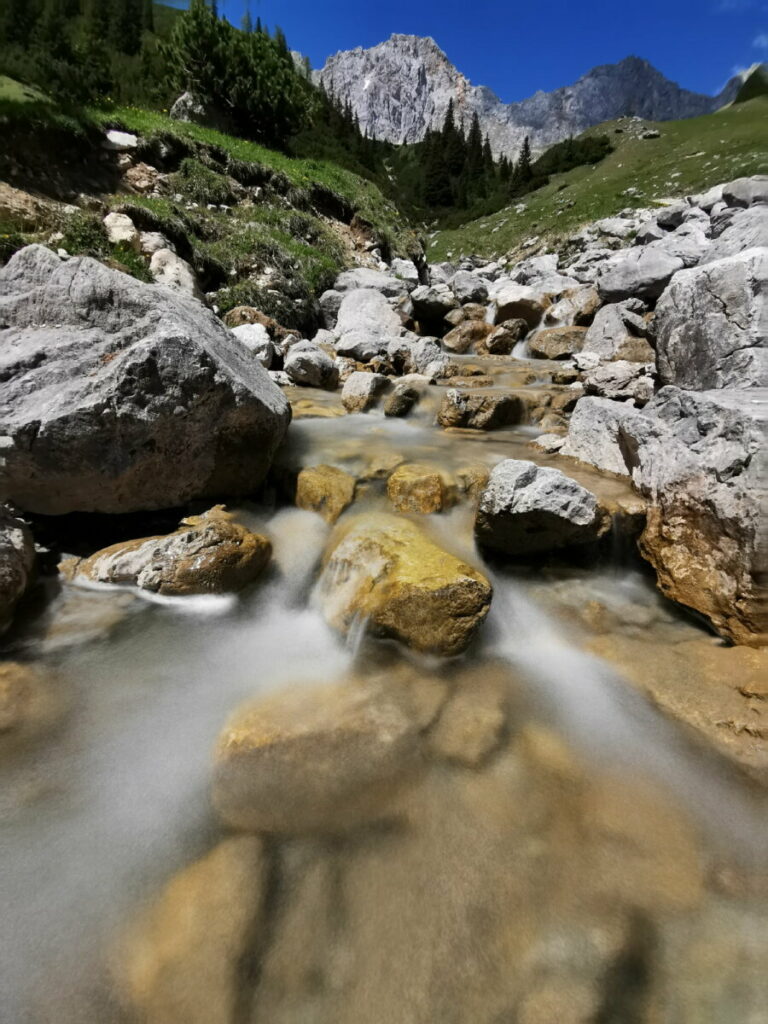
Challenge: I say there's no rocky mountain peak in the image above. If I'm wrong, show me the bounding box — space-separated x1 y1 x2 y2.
317 37 740 158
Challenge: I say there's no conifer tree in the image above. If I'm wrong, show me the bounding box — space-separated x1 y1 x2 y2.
441 99 466 178
2 0 42 47
111 0 143 57
142 0 154 33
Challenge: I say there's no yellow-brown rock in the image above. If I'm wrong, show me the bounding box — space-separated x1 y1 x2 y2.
428 665 509 767
63 506 271 596
295 465 357 523
442 320 495 354
212 670 446 833
528 326 587 359
317 513 492 655
0 661 64 749
386 462 454 514
118 836 265 1024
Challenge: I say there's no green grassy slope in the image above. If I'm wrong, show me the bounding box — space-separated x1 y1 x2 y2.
430 98 768 261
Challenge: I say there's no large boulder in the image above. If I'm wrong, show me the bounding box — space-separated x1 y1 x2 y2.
655 248 768 390
230 323 276 368
475 460 610 555
450 270 489 304
62 506 271 596
0 246 290 514
581 301 654 362
0 507 35 633
596 247 684 302
410 284 459 326
490 282 549 329
317 513 492 656
620 386 768 646
480 319 528 355
335 288 402 361
284 341 339 389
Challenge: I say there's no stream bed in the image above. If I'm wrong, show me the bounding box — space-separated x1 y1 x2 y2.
1 383 767 1024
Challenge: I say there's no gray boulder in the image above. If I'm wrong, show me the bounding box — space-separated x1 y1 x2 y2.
341 371 390 412
0 506 35 634
560 396 638 475
390 257 420 286
645 223 710 267
722 175 768 209
388 336 445 377
475 460 610 555
334 267 409 299
581 301 654 362
410 283 459 323
596 246 684 301
284 341 339 390
450 270 489 304
318 289 343 329
231 323 276 368
336 287 402 339
620 386 768 646
583 361 655 405
428 261 457 285
0 246 290 514
655 248 768 389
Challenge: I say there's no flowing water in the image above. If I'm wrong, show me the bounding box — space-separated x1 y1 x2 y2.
1 377 767 1024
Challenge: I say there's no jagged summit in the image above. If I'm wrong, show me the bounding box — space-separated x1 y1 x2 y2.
317 35 741 157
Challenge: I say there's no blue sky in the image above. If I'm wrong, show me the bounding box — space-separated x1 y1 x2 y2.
172 0 768 100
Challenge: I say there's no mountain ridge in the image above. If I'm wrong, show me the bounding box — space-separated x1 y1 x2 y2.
316 35 753 157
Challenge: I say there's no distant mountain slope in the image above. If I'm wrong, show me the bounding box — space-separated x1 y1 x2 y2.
316 35 747 157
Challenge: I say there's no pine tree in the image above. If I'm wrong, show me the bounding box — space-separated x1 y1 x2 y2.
142 0 154 33
517 136 533 183
111 0 142 56
421 130 452 208
241 9 253 33
2 0 43 47
441 99 466 178
84 0 110 40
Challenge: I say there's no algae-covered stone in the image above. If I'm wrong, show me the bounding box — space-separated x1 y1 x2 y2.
317 513 492 655
63 506 271 595
295 465 357 523
386 463 453 514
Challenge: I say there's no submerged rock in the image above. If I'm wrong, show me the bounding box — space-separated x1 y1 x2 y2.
475 460 610 555
0 507 35 634
317 513 492 655
63 506 271 596
119 836 265 1024
0 246 290 514
0 662 64 748
212 671 445 833
387 462 454 514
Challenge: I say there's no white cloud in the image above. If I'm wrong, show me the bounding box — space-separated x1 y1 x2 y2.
754 31 768 48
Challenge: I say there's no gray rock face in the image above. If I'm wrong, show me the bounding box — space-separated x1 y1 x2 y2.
0 246 290 514
722 175 768 209
0 506 35 633
319 289 343 329
341 371 390 413
703 205 768 263
284 342 339 390
317 37 732 158
581 302 654 362
655 249 768 389
390 258 420 286
619 386 768 646
450 270 489 304
596 247 684 302
475 459 609 554
560 396 638 475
